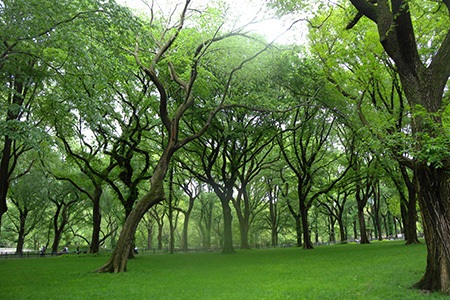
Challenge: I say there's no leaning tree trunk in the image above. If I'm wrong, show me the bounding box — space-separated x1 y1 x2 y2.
414 163 450 293
96 155 170 273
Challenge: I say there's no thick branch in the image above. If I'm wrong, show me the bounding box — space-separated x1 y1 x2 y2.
444 0 450 14
349 0 377 23
430 28 450 92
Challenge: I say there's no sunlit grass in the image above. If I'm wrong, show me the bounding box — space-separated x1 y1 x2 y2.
0 240 446 299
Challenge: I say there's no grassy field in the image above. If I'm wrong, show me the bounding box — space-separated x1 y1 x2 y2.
0 240 446 299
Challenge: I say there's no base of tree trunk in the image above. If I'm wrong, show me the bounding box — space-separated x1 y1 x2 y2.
405 238 420 245
221 247 235 254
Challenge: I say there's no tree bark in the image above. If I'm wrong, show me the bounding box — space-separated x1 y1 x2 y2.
96 151 170 272
220 198 235 254
337 216 347 243
199 197 213 250
399 164 420 244
348 0 450 292
147 224 153 250
355 184 371 244
356 205 370 244
15 209 28 255
0 137 12 224
51 204 64 253
299 195 313 249
295 215 302 247
233 190 251 250
328 214 336 243
0 80 25 224
414 163 450 293
268 198 279 247
90 186 102 254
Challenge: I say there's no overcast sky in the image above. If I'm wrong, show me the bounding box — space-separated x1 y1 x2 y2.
116 0 304 44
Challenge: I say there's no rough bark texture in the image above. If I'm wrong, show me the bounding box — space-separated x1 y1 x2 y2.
96 157 168 273
414 163 450 293
348 0 450 293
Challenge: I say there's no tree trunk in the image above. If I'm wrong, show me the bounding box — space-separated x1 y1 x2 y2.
400 200 409 239
329 215 336 243
15 209 27 255
414 163 450 294
180 197 195 252
269 200 278 247
337 216 346 243
405 194 420 244
234 199 250 250
294 215 302 247
347 0 450 291
0 80 25 224
233 186 251 250
299 197 313 249
181 214 189 252
357 206 370 244
51 205 63 253
220 198 235 254
0 137 12 224
168 168 175 254
157 221 163 250
400 165 420 244
238 220 250 250
96 153 169 273
90 188 102 254
147 224 153 250
199 198 212 250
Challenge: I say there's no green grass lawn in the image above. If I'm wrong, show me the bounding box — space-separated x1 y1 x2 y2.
0 240 445 299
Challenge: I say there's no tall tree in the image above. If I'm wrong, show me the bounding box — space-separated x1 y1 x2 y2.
96 0 270 272
278 106 351 249
344 0 450 293
318 187 353 243
7 169 48 254
175 177 201 252
0 0 105 225
47 179 81 253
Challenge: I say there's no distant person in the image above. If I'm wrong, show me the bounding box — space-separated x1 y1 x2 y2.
59 246 69 255
76 247 80 254
39 246 46 257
